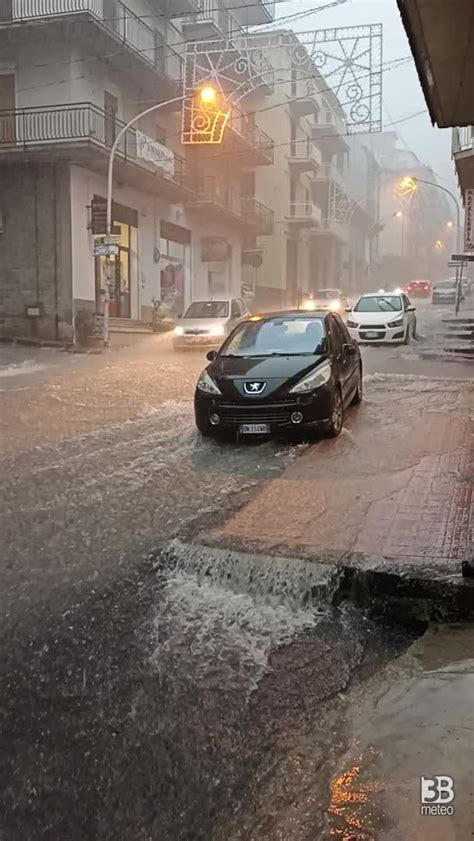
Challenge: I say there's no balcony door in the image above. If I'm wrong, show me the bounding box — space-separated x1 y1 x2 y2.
0 74 15 143
0 1 12 20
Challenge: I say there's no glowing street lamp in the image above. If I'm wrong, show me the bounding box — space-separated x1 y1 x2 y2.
199 86 218 107
435 240 444 250
446 220 454 229
398 176 417 197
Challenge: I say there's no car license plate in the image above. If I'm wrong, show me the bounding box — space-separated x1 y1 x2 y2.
239 423 271 434
366 331 379 338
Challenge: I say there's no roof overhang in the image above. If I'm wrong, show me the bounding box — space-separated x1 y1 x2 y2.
397 0 474 127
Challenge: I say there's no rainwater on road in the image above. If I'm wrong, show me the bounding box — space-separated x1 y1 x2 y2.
1 301 473 840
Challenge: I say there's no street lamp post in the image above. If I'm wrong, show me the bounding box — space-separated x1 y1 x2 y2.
103 94 186 346
103 86 222 345
399 175 463 313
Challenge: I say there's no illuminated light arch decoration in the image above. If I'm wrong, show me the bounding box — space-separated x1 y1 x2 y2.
286 24 383 134
181 24 383 144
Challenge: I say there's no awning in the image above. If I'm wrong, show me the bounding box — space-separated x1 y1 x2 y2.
397 0 474 127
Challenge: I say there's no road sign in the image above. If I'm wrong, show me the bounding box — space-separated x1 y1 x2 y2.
464 189 474 252
451 253 474 262
448 260 462 267
93 244 119 257
93 234 121 246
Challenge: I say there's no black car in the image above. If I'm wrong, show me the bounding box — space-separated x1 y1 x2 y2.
194 310 362 440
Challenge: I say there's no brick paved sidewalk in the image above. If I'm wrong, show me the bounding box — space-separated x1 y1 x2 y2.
207 375 474 578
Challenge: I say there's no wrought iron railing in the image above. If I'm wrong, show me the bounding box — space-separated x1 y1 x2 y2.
229 108 274 162
289 137 314 159
288 201 321 221
0 102 188 183
241 196 274 234
9 0 183 82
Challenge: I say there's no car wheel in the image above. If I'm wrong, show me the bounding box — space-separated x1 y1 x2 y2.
351 369 363 405
412 319 417 340
326 388 344 438
403 325 410 345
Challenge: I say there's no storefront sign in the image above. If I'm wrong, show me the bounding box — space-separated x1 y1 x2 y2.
136 131 174 176
93 244 119 257
201 237 230 262
464 189 474 252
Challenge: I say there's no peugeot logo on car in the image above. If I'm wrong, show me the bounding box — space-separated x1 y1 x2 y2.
243 381 266 395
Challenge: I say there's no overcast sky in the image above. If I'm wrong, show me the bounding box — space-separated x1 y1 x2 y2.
275 0 459 200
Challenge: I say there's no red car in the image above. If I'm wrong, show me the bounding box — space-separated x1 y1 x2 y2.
403 280 431 298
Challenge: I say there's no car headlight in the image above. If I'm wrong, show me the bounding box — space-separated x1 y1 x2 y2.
329 299 341 311
388 317 404 328
302 299 316 311
346 319 358 329
289 362 331 394
174 325 184 336
196 370 222 395
209 325 225 337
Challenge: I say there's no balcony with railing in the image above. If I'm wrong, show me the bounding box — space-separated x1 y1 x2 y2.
314 162 348 191
287 137 321 174
452 126 474 195
241 196 274 235
288 79 321 119
286 201 322 228
0 102 189 198
3 0 183 96
227 108 274 165
223 0 275 26
452 126 474 155
184 173 273 232
182 0 274 92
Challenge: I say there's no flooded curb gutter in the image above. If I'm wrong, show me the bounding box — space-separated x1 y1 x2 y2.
157 540 474 625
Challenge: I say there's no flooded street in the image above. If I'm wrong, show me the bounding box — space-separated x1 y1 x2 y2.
1 302 473 839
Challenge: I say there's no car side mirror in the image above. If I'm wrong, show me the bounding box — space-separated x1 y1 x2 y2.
343 343 357 356
345 307 352 313
407 305 416 312
206 350 217 362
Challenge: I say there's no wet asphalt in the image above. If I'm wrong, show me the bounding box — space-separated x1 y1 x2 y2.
0 301 472 840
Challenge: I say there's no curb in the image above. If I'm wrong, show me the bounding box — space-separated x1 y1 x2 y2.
155 540 474 627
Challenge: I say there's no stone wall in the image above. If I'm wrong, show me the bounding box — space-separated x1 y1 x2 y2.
0 162 73 342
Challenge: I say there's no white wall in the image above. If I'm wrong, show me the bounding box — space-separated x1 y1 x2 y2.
70 165 244 315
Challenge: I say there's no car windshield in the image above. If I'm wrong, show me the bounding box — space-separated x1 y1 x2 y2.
184 301 229 318
220 317 326 357
354 295 402 313
316 289 339 300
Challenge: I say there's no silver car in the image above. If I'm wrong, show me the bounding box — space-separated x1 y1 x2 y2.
173 298 250 349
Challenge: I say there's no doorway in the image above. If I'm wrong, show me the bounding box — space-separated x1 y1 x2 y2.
0 74 15 143
95 222 132 318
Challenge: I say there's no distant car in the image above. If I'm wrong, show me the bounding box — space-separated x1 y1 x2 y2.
302 289 349 314
194 310 362 440
403 280 431 298
346 292 417 344
432 280 464 305
173 298 250 349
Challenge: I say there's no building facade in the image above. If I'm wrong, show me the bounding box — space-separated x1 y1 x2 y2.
0 0 276 340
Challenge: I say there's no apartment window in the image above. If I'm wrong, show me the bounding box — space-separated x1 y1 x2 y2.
305 188 310 213
104 91 118 147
